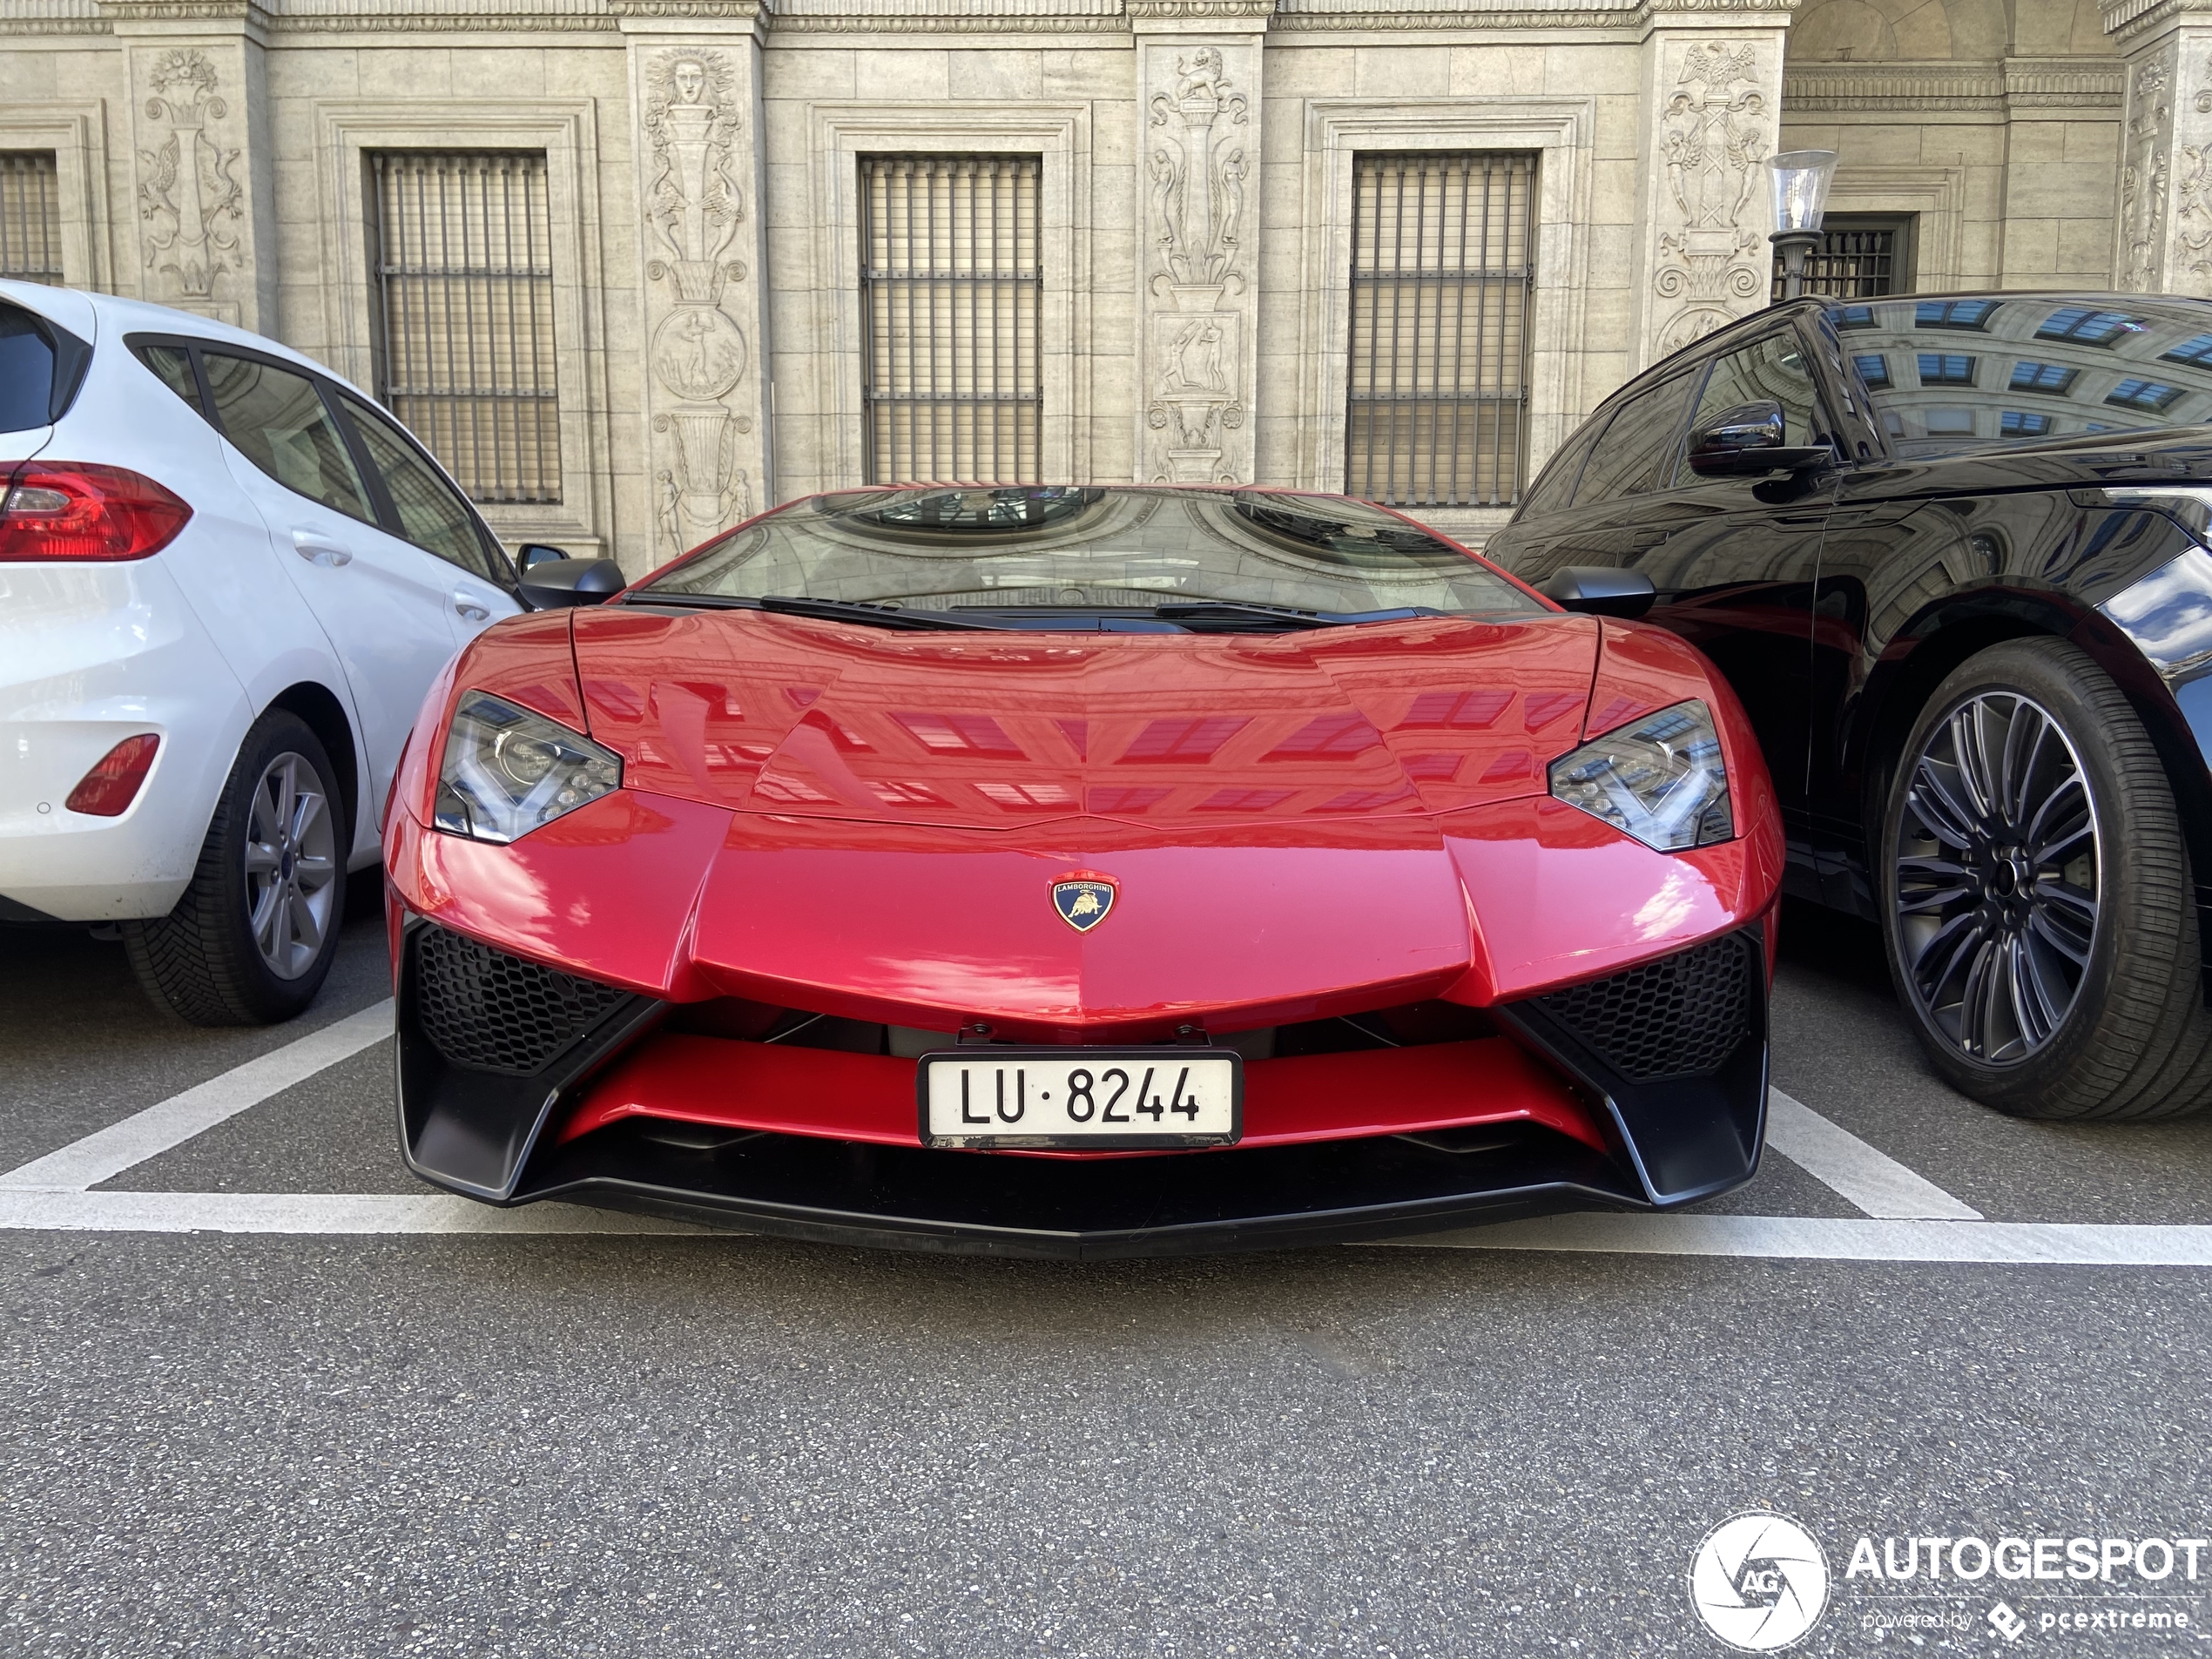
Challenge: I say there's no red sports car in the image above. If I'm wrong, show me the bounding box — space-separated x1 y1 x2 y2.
383 486 1783 1256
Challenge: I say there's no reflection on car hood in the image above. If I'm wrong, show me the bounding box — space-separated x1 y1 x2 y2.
569 605 1603 829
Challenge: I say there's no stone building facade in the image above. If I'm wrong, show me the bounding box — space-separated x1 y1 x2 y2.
0 0 2171 567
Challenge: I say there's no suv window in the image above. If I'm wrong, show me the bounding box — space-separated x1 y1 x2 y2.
1570 373 1698 506
337 394 507 584
1515 419 1603 521
200 351 375 523
1673 332 1831 487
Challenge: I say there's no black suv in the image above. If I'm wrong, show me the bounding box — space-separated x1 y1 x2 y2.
1485 293 2212 1122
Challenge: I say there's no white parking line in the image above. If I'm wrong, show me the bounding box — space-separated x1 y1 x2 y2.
0 1192 2206 1264
0 1190 703 1233
1763 1088 1983 1220
0 1000 395 1192
1389 1213 2212 1266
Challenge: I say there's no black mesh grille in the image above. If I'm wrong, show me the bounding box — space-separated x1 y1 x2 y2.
413 927 630 1076
1532 933 1753 1083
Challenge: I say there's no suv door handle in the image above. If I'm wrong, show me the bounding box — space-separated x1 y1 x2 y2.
451 589 491 624
292 529 354 568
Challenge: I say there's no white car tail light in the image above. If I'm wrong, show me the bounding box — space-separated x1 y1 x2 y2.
0 462 192 562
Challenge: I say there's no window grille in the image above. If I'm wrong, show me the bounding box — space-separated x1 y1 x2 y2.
0 152 63 285
1773 214 1914 300
369 151 559 504
1346 152 1534 509
860 154 1042 485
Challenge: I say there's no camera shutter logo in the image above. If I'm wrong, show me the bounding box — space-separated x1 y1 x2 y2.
1688 1513 1831 1651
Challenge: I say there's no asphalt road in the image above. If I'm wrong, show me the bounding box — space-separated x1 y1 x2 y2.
2 900 2209 1657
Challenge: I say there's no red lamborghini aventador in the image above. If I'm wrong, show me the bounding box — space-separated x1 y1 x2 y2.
383 486 1783 1256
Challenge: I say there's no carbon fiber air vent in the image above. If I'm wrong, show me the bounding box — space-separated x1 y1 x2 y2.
412 926 630 1076
1532 932 1753 1083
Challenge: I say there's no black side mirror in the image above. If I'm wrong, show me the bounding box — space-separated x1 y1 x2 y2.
516 543 570 574
1541 565 1656 619
518 556 627 610
1687 401 1832 477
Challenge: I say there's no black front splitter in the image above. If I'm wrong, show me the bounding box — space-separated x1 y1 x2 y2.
424 1117 1668 1259
520 1175 1639 1259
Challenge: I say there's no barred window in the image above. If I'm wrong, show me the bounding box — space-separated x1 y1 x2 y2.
369 151 559 504
0 152 63 285
861 155 1041 485
1347 152 1533 509
1772 213 1914 300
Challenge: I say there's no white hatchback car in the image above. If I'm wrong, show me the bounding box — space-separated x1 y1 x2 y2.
1 283 534 1023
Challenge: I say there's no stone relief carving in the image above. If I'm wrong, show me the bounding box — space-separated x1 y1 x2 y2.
1143 46 1250 482
642 47 753 552
2120 49 2176 291
136 49 242 306
1649 40 1770 358
2173 58 2212 291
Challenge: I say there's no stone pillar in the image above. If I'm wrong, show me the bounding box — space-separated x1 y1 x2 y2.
2108 2 2212 295
622 12 774 568
107 0 278 331
1629 3 1793 373
1130 0 1269 485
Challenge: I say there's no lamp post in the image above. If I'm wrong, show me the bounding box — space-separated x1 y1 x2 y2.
1769 149 1839 302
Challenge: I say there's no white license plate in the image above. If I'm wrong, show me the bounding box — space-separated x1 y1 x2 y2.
918 1049 1242 1149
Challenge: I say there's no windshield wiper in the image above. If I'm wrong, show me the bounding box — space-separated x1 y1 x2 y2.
626 592 1001 631
1150 601 1445 630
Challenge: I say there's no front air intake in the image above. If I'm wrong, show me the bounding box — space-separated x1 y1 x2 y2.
1529 932 1754 1083
412 926 630 1076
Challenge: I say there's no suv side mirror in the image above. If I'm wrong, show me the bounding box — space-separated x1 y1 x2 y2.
518 554 627 610
1541 565 1656 619
1687 401 1832 477
516 543 570 574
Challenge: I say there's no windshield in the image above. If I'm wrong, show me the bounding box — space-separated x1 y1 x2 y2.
633 486 1540 627
1833 295 2212 455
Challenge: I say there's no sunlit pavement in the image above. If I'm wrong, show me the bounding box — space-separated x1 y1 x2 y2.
3 899 2208 1656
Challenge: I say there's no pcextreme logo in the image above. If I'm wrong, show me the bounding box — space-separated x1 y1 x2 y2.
1689 1512 1832 1652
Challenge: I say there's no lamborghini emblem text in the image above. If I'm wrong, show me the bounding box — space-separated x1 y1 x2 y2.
1052 880 1116 932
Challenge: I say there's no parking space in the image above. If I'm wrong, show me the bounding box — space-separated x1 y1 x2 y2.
3 906 2209 1655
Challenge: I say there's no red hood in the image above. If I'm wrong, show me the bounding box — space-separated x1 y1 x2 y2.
569 607 1603 829
390 607 1782 1031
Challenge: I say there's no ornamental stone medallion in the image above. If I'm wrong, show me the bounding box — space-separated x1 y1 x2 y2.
637 45 764 555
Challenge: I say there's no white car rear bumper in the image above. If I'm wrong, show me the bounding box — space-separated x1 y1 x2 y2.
0 559 251 921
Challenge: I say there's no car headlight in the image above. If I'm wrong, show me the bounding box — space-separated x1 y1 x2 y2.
434 691 622 844
1548 699 1733 852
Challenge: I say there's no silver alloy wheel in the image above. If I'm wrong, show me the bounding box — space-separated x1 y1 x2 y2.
243 751 339 981
1893 691 2101 1065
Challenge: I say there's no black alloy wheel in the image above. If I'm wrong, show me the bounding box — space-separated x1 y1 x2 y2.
1878 640 2212 1119
124 709 350 1026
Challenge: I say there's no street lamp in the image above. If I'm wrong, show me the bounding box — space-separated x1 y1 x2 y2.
1769 149 1839 302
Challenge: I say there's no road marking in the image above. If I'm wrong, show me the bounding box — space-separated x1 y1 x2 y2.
0 1000 395 1192
1394 1212 2212 1266
0 1192 2204 1264
1763 1088 1983 1220
0 1190 704 1234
